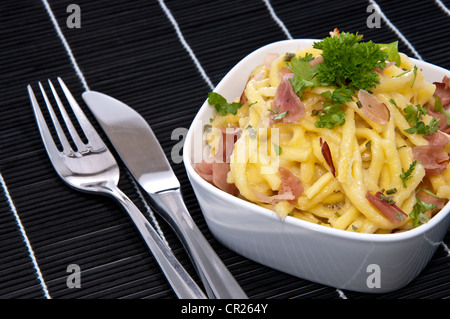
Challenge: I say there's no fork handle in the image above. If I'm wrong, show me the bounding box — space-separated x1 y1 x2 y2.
103 184 206 299
149 189 248 299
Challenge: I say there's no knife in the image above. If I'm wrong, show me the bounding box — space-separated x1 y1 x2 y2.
82 90 248 299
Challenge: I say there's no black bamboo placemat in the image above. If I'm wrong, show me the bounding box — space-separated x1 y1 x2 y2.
0 0 449 300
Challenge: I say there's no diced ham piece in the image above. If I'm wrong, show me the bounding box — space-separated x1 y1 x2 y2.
424 104 448 132
416 191 446 210
434 76 450 107
278 167 304 200
252 167 303 204
195 161 238 196
309 55 323 68
270 73 305 124
278 67 292 80
252 189 295 204
264 53 279 69
366 191 408 224
412 144 449 175
320 138 335 176
194 126 241 195
357 90 390 124
425 130 450 147
216 126 241 162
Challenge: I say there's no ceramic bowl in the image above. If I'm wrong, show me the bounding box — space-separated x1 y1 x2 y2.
183 39 450 293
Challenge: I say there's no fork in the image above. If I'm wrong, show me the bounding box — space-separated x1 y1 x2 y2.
28 77 207 299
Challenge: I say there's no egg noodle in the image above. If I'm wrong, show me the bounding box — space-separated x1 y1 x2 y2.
201 35 449 234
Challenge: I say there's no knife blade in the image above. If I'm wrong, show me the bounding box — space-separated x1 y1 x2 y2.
82 90 248 299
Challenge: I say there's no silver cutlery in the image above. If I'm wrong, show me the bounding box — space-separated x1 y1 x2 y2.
28 77 207 299
82 90 248 299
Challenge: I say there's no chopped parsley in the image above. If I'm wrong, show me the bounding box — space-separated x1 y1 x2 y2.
376 41 401 66
272 111 289 120
287 53 320 97
400 160 417 188
410 65 418 88
389 99 399 109
380 194 396 205
314 86 353 129
268 104 289 120
434 96 450 125
403 103 439 136
385 188 397 195
208 92 242 116
394 69 411 78
273 143 282 156
409 197 436 227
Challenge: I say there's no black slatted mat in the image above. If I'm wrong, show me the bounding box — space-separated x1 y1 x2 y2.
0 0 449 300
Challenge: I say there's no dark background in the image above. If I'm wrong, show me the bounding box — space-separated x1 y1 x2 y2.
1 0 449 299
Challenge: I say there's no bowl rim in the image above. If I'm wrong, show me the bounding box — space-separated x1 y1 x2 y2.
183 39 450 243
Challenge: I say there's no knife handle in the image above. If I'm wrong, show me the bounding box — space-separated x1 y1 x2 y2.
103 184 207 299
151 189 248 299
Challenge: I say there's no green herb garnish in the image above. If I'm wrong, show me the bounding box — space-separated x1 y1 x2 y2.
403 104 439 136
287 53 320 97
314 86 354 129
385 188 397 195
273 143 282 156
208 92 242 116
377 41 401 66
434 96 450 125
400 160 417 188
409 197 436 227
410 65 418 88
394 69 411 78
312 32 388 91
272 111 289 120
308 32 393 129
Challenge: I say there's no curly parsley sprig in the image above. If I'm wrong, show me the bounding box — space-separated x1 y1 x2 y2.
312 32 388 91
286 32 400 129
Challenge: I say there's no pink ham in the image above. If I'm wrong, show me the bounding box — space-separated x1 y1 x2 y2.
195 161 238 196
264 53 279 69
194 126 241 195
252 167 304 204
357 90 390 124
278 167 304 200
320 138 335 176
309 55 323 68
434 76 450 107
412 145 449 175
366 192 408 224
416 191 446 210
425 130 450 147
270 73 305 124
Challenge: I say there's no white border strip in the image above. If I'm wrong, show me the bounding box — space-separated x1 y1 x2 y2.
369 0 423 60
41 0 89 91
0 173 51 299
158 0 214 90
263 0 293 40
435 0 450 16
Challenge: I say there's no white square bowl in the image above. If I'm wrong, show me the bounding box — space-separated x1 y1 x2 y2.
183 39 450 293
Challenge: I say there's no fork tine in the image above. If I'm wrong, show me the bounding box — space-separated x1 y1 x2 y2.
48 79 87 152
57 77 105 150
28 84 64 157
37 81 75 155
